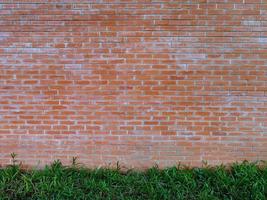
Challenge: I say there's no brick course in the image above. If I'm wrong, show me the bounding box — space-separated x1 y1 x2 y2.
0 0 267 168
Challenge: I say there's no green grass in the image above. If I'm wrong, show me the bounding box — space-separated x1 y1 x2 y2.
0 160 266 200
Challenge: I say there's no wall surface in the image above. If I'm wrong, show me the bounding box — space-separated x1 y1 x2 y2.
0 0 267 168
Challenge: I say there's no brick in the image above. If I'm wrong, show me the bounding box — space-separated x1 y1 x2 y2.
0 0 266 169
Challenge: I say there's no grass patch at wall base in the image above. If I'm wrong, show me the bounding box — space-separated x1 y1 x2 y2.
0 161 266 200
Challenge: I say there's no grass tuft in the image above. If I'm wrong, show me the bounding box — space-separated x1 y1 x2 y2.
0 160 266 200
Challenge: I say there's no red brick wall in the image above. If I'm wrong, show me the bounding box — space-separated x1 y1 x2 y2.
0 0 266 168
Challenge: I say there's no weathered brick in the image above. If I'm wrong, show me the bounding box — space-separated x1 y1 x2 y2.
0 0 266 168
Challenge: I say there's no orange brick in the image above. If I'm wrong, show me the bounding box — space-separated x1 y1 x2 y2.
0 0 266 169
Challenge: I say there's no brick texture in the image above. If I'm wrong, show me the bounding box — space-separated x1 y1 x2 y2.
0 0 267 168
